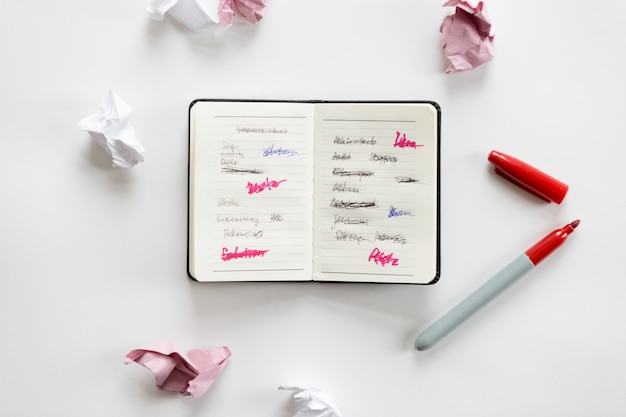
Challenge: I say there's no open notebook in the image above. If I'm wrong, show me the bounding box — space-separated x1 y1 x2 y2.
188 100 440 284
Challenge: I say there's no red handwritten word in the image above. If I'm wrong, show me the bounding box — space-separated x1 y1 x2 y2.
246 177 287 194
368 247 399 266
393 131 423 149
221 246 269 261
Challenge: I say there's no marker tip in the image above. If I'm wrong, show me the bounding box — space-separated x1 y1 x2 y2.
570 219 581 229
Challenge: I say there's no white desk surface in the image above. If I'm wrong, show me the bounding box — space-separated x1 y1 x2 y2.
2 0 625 415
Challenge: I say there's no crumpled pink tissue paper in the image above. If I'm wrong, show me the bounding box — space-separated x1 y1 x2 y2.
218 0 265 25
125 343 231 398
440 0 495 73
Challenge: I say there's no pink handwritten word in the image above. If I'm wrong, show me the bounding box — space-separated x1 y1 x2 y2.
393 131 423 149
368 247 399 266
246 178 287 194
221 246 269 261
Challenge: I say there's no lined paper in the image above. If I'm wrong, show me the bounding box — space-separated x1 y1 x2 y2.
312 103 438 283
189 101 314 281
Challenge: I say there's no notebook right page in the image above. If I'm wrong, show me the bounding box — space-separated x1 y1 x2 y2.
312 102 440 284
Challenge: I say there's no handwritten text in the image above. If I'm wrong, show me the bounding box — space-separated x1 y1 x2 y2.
395 176 418 183
332 152 352 160
388 206 414 218
269 213 284 223
222 167 263 175
217 198 240 207
223 229 263 239
375 231 408 246
330 198 377 209
334 136 377 145
332 215 370 230
221 246 269 261
246 178 287 194
262 143 298 157
236 127 288 134
332 168 374 180
336 230 370 245
368 248 399 266
370 153 398 165
393 131 423 149
217 214 259 226
332 182 361 193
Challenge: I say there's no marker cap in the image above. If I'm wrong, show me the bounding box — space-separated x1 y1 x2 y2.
487 150 569 204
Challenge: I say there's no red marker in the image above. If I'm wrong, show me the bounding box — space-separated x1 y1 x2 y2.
415 220 580 350
525 219 579 265
488 150 569 204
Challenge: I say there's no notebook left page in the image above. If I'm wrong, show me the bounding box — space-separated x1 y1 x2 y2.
188 101 315 282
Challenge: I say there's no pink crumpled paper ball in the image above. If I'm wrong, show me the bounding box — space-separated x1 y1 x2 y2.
440 0 495 73
218 0 265 26
125 343 231 398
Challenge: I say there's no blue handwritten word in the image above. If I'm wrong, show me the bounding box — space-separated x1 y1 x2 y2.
262 143 298 157
388 206 414 218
